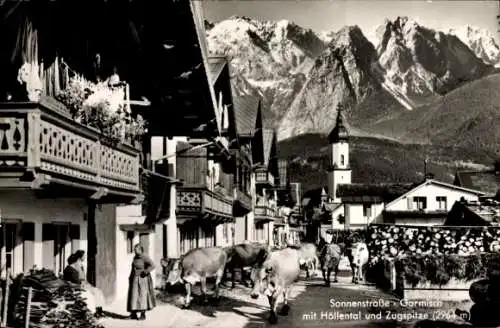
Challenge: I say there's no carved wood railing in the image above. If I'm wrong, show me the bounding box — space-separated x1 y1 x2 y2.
233 188 252 211
255 203 276 222
0 99 141 192
176 186 233 218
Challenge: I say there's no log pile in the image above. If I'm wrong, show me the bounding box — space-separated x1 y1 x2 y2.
11 269 104 328
367 225 500 262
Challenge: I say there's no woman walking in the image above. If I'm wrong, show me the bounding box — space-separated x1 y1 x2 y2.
127 244 156 320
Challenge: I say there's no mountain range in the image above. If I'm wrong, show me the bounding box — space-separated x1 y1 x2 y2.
205 16 500 190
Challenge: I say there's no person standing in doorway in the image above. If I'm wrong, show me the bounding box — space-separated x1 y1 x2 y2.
71 250 105 317
127 244 156 320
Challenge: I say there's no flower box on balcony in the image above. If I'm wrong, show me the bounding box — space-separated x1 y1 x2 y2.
0 98 142 202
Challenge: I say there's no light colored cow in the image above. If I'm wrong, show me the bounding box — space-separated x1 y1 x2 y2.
161 247 227 308
298 243 320 278
350 242 369 284
250 247 301 325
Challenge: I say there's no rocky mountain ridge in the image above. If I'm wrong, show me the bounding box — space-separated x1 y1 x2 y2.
205 16 499 141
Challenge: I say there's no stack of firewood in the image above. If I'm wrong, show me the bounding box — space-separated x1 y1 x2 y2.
11 269 104 328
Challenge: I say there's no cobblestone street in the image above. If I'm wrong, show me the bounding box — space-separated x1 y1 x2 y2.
100 266 470 328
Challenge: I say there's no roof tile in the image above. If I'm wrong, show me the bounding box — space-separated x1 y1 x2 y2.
233 95 259 136
337 183 415 203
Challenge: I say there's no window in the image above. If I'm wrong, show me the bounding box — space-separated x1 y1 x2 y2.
53 224 71 275
340 155 345 166
0 223 19 275
436 196 447 211
203 226 215 247
126 231 135 254
363 204 372 218
413 197 427 210
179 226 197 255
223 223 228 241
211 167 216 190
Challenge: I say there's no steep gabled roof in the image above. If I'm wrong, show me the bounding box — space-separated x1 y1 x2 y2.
385 179 487 208
454 170 500 195
233 95 260 137
262 129 274 166
207 57 227 85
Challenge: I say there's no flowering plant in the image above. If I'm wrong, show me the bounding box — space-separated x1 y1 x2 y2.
56 76 146 144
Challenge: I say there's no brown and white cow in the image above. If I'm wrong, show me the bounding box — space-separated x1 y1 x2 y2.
250 247 301 325
224 242 270 288
161 247 227 308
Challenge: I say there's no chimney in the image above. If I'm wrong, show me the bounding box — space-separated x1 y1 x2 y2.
425 172 435 180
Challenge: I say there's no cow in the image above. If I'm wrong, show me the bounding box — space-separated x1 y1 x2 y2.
349 242 369 284
297 243 320 278
250 247 301 325
161 247 227 308
223 243 270 288
318 243 342 286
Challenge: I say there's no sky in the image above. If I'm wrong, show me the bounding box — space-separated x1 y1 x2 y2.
203 0 499 43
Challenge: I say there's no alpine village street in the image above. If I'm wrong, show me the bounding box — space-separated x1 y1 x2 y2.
0 1 497 328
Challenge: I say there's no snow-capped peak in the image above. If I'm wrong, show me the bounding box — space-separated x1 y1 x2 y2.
448 25 500 66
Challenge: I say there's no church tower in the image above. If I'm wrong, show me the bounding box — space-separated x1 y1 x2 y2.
327 106 352 203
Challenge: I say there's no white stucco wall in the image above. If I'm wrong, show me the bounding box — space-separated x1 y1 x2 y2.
115 204 153 302
0 190 87 277
330 205 345 230
386 183 481 212
344 203 384 228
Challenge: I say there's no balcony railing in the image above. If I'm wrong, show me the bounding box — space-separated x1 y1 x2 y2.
233 188 252 216
177 186 233 219
255 169 275 187
255 204 276 222
0 99 141 199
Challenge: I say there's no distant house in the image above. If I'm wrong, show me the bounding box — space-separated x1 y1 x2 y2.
454 169 500 196
381 180 486 226
445 197 500 226
336 183 415 228
322 105 489 229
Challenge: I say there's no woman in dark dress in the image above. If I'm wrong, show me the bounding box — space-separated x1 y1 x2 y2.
127 244 156 320
63 254 82 284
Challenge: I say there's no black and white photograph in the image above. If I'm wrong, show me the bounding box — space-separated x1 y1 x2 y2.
0 0 498 327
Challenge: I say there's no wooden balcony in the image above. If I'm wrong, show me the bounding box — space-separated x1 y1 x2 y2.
233 188 252 216
0 99 142 203
255 204 276 223
176 186 233 224
274 216 286 226
255 168 275 187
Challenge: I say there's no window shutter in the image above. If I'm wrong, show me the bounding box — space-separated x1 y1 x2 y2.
70 224 81 253
407 197 413 210
139 233 150 255
23 222 35 272
42 224 54 270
